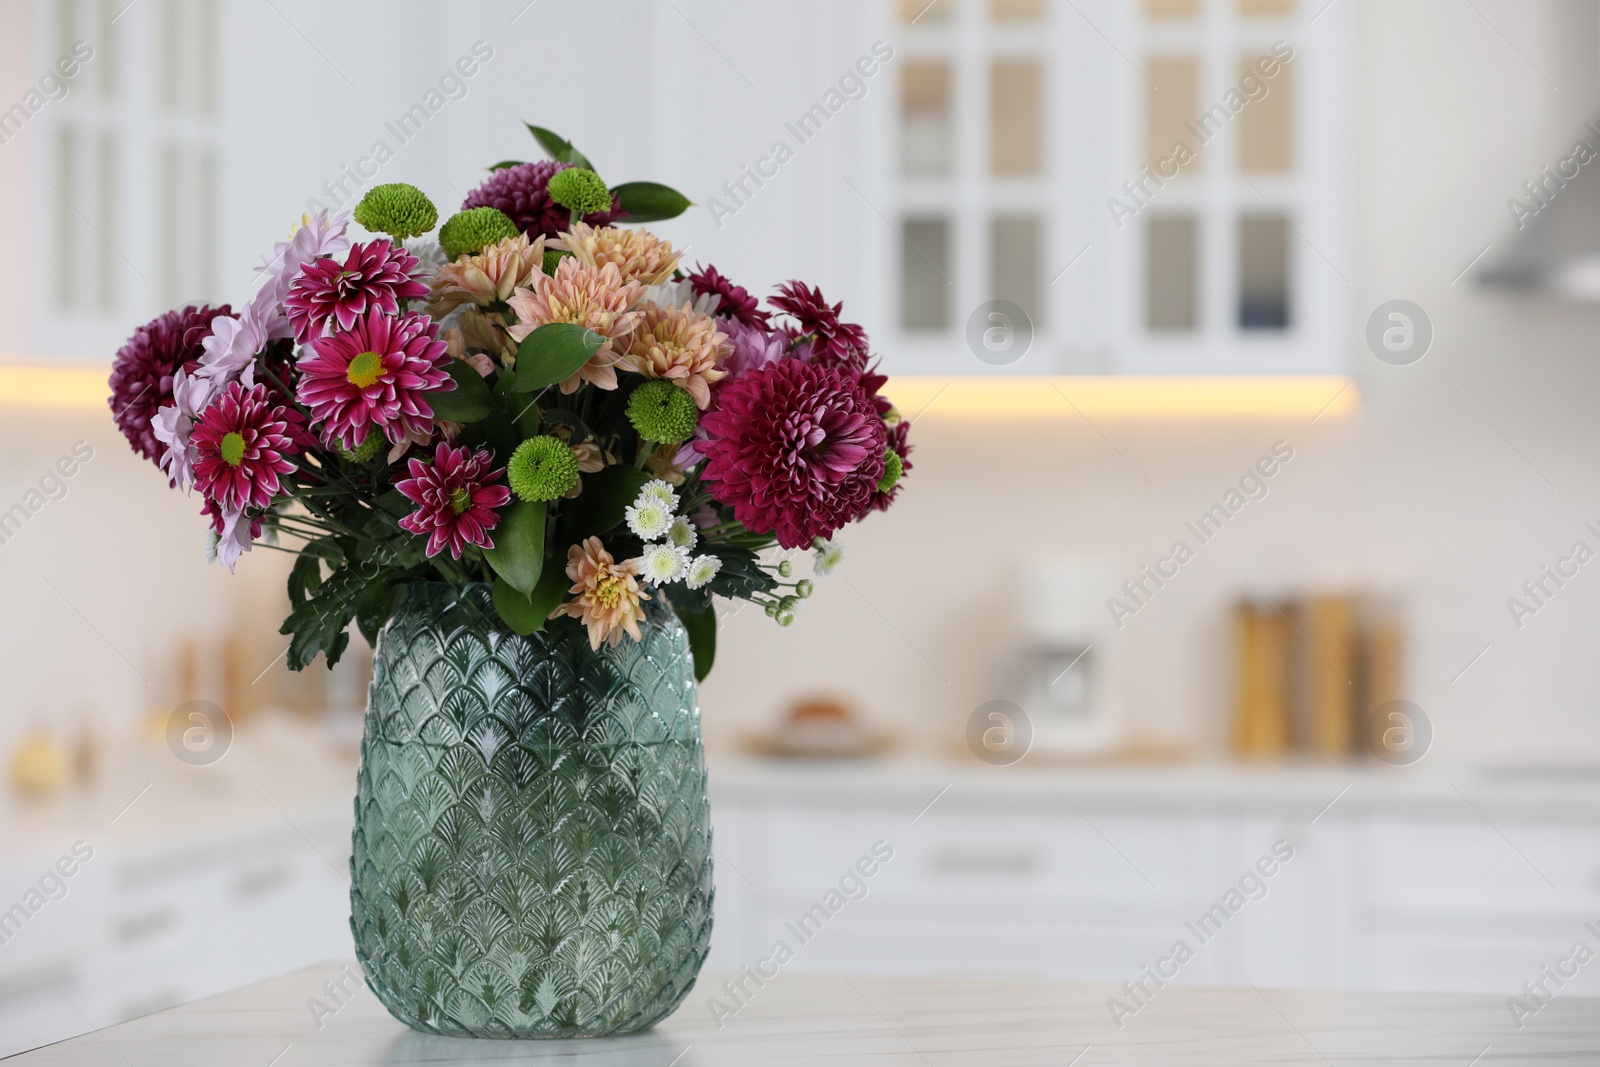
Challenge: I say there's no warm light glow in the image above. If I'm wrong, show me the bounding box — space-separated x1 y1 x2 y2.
889 376 1358 419
0 363 109 409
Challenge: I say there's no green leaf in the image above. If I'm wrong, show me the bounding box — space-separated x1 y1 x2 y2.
611 181 693 223
488 159 523 171
512 323 605 393
525 125 593 170
493 562 570 635
483 499 546 596
287 553 324 605
426 361 494 423
559 465 650 542
706 544 779 600
673 598 716 682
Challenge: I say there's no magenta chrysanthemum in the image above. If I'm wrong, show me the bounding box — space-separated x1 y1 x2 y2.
461 161 621 239
395 442 512 559
770 281 870 372
297 310 453 450
109 304 233 464
696 359 887 549
689 264 770 330
870 419 913 513
191 381 303 512
284 239 429 341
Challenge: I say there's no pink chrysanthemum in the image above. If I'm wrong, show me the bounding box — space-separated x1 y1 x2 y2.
202 497 261 573
549 536 650 650
770 281 870 372
461 161 621 239
109 304 233 464
395 442 512 559
696 359 888 549
297 310 453 450
688 264 770 329
191 381 304 512
506 258 644 393
616 302 732 409
284 239 429 341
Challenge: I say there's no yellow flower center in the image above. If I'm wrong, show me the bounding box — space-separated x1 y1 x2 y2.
593 572 623 609
219 431 246 467
346 351 383 388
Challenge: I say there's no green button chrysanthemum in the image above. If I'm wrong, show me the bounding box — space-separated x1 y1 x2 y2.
877 450 903 493
339 434 383 463
507 435 580 502
542 249 570 276
353 183 439 241
626 380 699 445
438 207 519 259
546 167 612 216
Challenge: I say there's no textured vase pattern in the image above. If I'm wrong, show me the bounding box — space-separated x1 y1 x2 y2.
350 582 714 1038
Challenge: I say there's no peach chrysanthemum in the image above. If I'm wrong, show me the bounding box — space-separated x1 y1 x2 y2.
506 259 645 392
553 223 680 287
427 233 546 316
617 302 733 409
549 536 650 650
455 306 518 366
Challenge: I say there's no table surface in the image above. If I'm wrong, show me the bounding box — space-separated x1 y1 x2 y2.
7 960 1598 1065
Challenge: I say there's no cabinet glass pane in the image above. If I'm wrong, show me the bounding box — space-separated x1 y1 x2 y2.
992 0 1047 19
1239 215 1289 329
992 214 1044 328
1147 0 1201 17
902 217 952 330
899 0 952 23
1146 215 1198 331
1239 58 1292 172
1146 56 1199 173
991 59 1043 176
902 61 953 177
1240 0 1294 15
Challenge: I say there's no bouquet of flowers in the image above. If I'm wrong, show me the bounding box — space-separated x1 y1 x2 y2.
108 126 910 678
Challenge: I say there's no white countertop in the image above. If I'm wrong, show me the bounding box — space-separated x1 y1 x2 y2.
9 959 1598 1065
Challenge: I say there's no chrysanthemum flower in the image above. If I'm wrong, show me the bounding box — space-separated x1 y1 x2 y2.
506 258 644 392
616 302 732 410
639 543 690 585
688 263 771 329
625 497 673 541
427 232 546 316
696 359 888 549
638 479 679 511
770 280 871 372
461 161 620 239
202 497 261 573
109 304 233 464
813 537 844 575
719 317 787 382
666 516 698 552
152 369 219 491
550 536 650 650
285 239 429 341
253 211 351 337
394 442 511 559
190 381 303 513
454 306 519 365
626 380 699 444
553 223 680 287
507 436 580 502
870 420 913 511
438 207 519 260
685 554 722 590
297 310 453 450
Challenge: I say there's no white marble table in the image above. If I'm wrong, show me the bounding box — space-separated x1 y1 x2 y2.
8 960 1598 1065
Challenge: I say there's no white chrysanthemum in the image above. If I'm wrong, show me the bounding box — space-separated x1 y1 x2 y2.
643 279 720 317
685 554 722 590
639 543 690 584
813 539 844 575
666 516 698 552
636 478 679 511
625 499 673 541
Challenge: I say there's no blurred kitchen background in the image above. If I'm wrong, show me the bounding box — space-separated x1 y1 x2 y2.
6 0 1600 1055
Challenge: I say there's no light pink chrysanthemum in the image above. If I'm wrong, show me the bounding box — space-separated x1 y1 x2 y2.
395 442 512 559
427 233 546 316
549 536 650 650
202 497 262 573
553 223 680 287
617 302 732 409
297 310 453 450
506 258 644 393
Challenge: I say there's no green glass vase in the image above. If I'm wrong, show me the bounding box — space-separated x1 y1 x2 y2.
349 582 714 1038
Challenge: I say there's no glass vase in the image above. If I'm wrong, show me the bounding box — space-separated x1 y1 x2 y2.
349 582 714 1038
